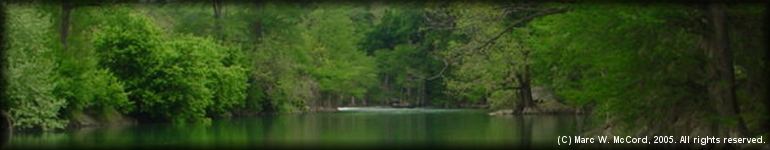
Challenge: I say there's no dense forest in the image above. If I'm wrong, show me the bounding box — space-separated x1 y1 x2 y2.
1 1 767 147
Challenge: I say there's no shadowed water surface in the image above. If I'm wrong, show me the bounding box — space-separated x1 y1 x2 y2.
10 108 586 148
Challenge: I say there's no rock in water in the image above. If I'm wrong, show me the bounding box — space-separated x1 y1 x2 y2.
488 109 514 116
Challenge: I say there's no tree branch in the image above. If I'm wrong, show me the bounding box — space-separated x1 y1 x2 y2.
429 7 570 80
475 7 570 51
448 7 571 61
425 58 449 80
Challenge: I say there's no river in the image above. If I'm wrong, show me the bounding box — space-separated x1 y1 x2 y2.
9 107 586 149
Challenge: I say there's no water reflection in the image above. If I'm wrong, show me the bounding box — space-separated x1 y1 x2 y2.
11 109 584 148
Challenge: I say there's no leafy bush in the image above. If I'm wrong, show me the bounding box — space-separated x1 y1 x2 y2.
162 34 247 122
4 4 68 131
57 67 134 114
92 10 169 120
93 9 248 122
206 58 248 117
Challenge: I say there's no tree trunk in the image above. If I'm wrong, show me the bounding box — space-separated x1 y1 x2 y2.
704 2 748 140
511 71 523 114
212 0 223 42
403 88 409 103
521 76 533 108
419 80 426 107
515 73 534 114
60 2 73 49
336 94 339 107
522 51 533 108
513 50 534 114
350 96 356 106
0 111 10 149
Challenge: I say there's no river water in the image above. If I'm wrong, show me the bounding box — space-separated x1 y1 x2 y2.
9 108 586 149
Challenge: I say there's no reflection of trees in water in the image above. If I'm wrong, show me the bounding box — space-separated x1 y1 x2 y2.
70 125 134 147
261 115 276 145
374 113 430 146
9 112 587 148
295 114 321 145
517 116 532 149
514 115 587 148
9 131 68 148
531 116 554 141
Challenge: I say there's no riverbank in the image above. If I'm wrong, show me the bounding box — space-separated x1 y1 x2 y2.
64 107 339 129
570 98 770 150
578 117 770 149
67 108 136 128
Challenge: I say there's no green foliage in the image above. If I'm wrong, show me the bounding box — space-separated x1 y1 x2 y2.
92 8 166 85
361 3 450 105
243 3 379 111
375 44 421 88
92 7 247 123
306 7 377 100
92 7 168 118
56 67 134 114
527 4 709 127
165 35 247 119
158 35 218 123
56 30 134 116
361 4 424 55
434 2 527 108
206 53 249 117
4 3 68 131
248 8 312 112
488 90 516 110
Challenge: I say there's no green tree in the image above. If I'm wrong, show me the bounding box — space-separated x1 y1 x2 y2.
53 5 136 123
93 4 252 122
528 3 705 127
526 3 765 139
299 3 377 107
425 2 568 110
361 3 449 107
5 3 68 131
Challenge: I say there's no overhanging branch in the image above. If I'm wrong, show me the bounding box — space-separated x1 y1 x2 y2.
427 7 571 80
425 58 449 80
475 7 570 51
